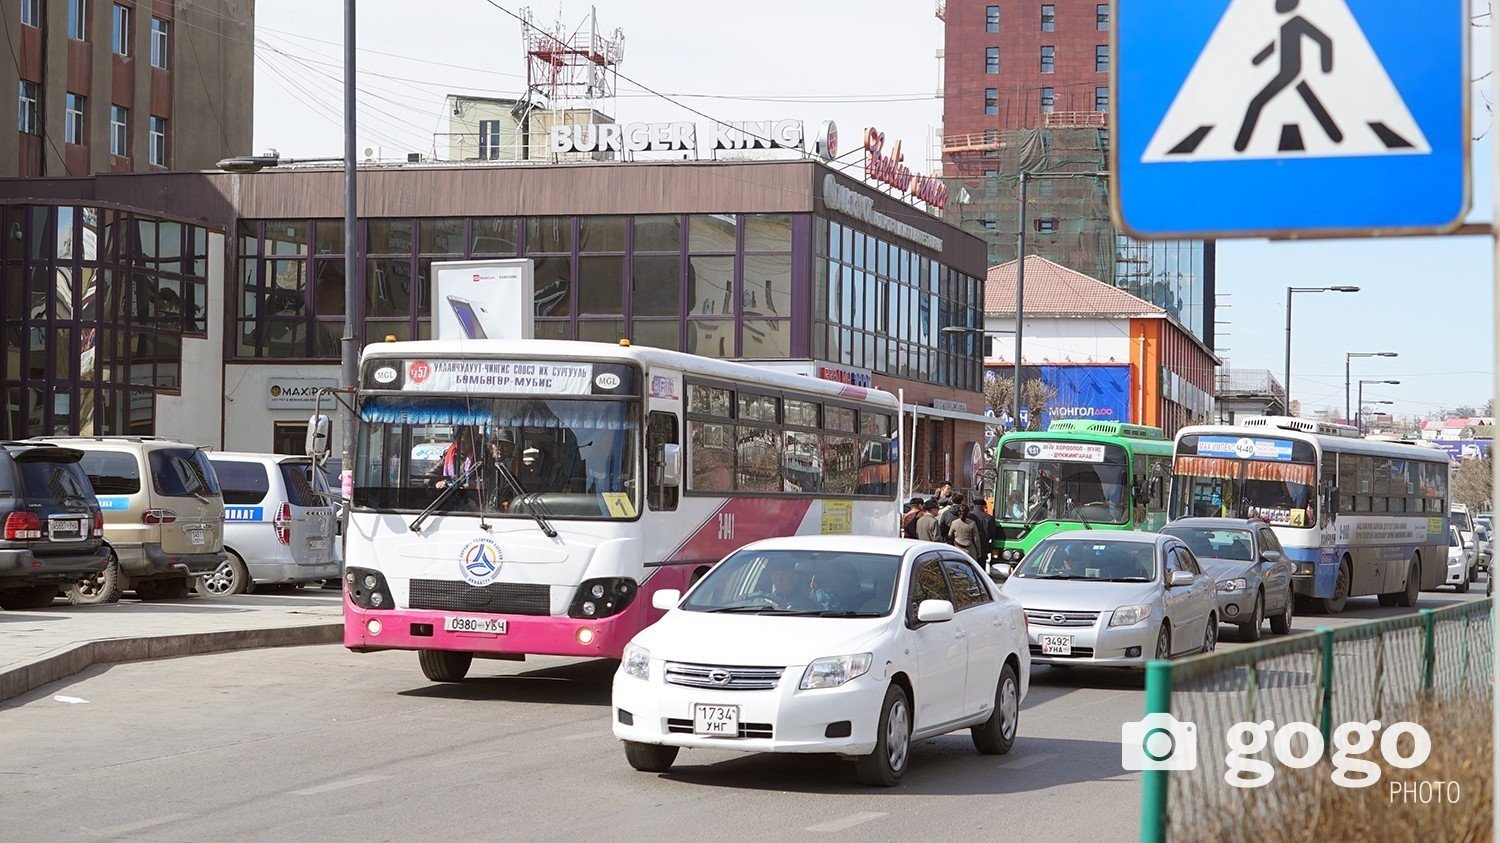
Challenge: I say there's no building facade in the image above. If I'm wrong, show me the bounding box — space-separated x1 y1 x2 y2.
937 0 1215 347
3 0 254 176
982 256 1216 436
0 159 993 490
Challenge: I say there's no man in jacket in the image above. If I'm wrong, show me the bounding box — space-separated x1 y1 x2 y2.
901 497 925 539
916 499 944 543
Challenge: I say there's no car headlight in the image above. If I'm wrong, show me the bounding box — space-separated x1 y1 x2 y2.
1218 578 1248 593
622 643 650 681
1109 604 1152 628
799 653 873 690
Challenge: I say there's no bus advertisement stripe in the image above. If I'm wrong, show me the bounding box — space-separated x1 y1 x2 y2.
667 498 816 564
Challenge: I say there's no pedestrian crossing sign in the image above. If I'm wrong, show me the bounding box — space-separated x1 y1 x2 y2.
1113 0 1470 239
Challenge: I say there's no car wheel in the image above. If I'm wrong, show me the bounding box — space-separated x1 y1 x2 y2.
1238 594 1263 642
1270 591 1294 635
0 584 58 610
1456 575 1470 594
623 741 679 773
855 684 911 787
66 551 122 605
1320 559 1351 614
1469 564 1479 584
971 662 1020 755
1394 554 1421 608
417 649 473 683
1202 614 1218 653
1154 624 1171 660
195 552 249 597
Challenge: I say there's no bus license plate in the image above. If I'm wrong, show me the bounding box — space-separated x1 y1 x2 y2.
1039 634 1073 656
693 704 740 737
443 616 507 635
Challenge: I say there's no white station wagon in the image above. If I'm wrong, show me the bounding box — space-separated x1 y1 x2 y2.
612 536 1030 786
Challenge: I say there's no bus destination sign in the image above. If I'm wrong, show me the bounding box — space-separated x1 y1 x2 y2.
1196 436 1295 462
388 359 595 395
1023 442 1107 463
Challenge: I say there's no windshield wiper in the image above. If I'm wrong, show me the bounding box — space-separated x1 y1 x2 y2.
1103 576 1151 582
409 462 479 533
818 610 886 618
1031 574 1084 580
703 605 783 613
1069 496 1093 531
492 460 557 538
518 490 559 539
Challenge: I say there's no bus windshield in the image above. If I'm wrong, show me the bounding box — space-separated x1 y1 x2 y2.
1171 460 1315 528
355 394 639 519
996 440 1129 525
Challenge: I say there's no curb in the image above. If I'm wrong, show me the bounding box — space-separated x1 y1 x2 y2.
0 622 343 704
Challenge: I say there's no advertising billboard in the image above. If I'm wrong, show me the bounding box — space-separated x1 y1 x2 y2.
988 364 1132 430
431 259 535 342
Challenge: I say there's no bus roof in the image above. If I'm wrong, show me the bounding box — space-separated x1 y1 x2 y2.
360 340 901 409
1175 423 1449 463
998 421 1172 453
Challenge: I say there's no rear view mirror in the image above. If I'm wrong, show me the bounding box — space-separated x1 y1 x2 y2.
916 599 955 623
305 414 331 464
1168 571 1195 588
1261 550 1284 564
652 588 681 611
660 444 682 488
990 562 1012 582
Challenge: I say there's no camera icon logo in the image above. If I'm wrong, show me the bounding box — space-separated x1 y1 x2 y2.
1122 713 1198 771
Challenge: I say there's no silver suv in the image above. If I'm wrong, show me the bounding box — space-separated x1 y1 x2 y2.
202 453 338 596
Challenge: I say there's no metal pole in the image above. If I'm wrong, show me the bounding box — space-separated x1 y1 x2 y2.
1356 381 1364 433
1139 659 1173 843
1492 17 1500 832
339 0 358 502
1283 287 1293 415
1013 172 1027 430
1350 351 1362 423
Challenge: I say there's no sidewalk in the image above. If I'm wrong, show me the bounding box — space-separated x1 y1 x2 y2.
0 589 344 703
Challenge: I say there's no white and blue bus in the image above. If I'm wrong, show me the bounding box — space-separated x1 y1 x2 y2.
1169 418 1449 613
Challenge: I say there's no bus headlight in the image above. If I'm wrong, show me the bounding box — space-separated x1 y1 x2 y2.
569 578 638 619
346 566 394 611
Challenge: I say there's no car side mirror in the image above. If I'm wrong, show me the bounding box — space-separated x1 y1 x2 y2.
1261 550 1284 565
659 444 682 488
1168 571 1195 588
305 414 331 464
989 562 1012 582
651 589 681 611
916 599 955 623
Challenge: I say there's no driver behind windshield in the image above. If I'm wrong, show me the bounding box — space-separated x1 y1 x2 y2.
753 561 822 611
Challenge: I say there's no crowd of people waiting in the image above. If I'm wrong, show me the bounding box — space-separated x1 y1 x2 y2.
901 480 997 566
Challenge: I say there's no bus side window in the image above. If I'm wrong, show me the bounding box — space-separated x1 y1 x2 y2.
647 411 680 512
1148 456 1171 510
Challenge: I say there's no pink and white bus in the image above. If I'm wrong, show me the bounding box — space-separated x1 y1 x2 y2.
339 339 901 681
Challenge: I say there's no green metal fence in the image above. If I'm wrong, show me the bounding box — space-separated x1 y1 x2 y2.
1140 600 1494 843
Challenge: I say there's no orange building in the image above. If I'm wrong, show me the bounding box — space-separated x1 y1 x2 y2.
982 256 1218 436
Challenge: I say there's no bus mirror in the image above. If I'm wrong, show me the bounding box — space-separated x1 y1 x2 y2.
660 444 682 488
305 415 331 464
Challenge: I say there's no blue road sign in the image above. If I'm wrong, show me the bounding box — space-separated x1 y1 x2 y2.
1113 0 1470 239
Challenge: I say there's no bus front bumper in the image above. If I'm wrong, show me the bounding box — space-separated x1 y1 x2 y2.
344 593 651 659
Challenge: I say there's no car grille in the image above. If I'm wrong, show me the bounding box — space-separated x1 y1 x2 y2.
1025 609 1101 628
663 662 784 691
407 580 550 615
1030 644 1097 659
667 719 774 739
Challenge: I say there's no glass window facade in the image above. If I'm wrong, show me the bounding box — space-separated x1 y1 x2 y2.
815 218 982 392
1114 235 1211 341
0 205 212 438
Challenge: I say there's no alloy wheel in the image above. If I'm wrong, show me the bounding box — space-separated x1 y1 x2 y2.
201 561 238 596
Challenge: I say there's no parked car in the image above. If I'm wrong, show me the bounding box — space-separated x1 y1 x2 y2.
612 536 1029 787
1445 525 1476 593
1473 518 1493 572
1160 518 1295 642
995 531 1218 667
202 453 339 596
0 444 109 610
28 437 227 602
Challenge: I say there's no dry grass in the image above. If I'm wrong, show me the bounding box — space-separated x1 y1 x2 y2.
1171 699 1493 843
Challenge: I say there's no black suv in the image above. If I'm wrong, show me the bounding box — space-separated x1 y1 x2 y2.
0 444 109 610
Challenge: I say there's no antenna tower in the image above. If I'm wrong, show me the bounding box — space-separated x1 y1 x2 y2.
520 5 624 116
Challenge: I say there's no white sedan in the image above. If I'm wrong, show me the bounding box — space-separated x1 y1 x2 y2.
611 536 1030 786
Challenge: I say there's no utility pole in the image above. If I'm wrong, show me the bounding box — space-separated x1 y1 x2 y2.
339 0 358 501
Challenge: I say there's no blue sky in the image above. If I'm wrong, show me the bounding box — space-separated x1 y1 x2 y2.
251 0 1494 417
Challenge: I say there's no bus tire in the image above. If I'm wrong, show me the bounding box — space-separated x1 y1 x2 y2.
1393 554 1420 608
418 649 473 683
1319 559 1351 614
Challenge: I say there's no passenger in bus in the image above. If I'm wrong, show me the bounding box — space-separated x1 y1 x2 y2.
427 429 481 508
1004 491 1025 520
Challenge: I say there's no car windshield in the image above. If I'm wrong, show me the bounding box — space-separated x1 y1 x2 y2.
681 550 902 616
996 440 1129 525
1013 539 1158 582
356 395 638 519
1161 527 1255 562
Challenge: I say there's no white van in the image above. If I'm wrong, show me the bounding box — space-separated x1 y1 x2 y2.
202 453 338 596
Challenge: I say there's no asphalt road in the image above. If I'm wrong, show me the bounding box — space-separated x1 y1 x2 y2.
0 585 1489 842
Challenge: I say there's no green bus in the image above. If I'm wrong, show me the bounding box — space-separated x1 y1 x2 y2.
991 421 1173 563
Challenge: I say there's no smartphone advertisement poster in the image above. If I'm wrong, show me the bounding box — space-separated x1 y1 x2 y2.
431 259 535 341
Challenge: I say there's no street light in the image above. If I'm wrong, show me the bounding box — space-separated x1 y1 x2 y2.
1356 379 1401 432
214 150 345 172
1285 285 1360 412
1345 351 1399 422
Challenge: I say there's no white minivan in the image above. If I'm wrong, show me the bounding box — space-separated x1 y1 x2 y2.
201 453 338 596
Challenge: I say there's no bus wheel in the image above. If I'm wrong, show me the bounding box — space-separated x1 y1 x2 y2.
1319 560 1350 614
1393 554 1421 608
418 649 473 683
